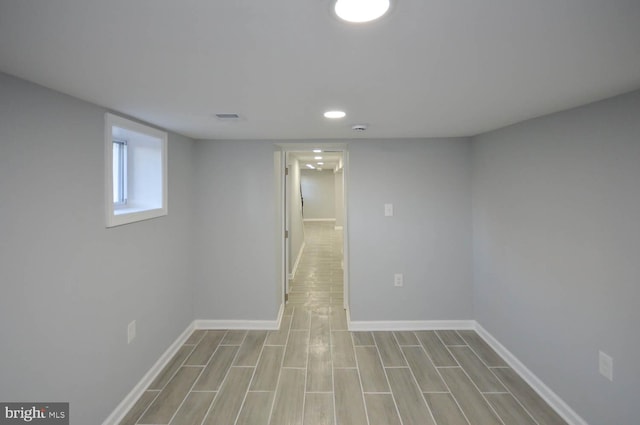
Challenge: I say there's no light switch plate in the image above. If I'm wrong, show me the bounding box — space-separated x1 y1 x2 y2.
128 320 136 344
599 350 613 381
384 203 393 217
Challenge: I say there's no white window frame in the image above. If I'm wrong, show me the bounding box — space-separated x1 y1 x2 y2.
112 138 128 207
105 113 168 227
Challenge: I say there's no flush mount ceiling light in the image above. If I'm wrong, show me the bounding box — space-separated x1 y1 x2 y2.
324 110 346 119
334 0 390 23
313 149 322 153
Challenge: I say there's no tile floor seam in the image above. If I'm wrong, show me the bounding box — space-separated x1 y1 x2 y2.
442 339 507 425
152 344 197 392
264 303 293 425
429 361 473 425
488 370 543 425
329 305 338 425
194 330 244 425
132 391 161 425
300 313 313 424
163 365 207 425
372 329 404 425
394 331 439 425
467 349 538 425
351 327 373 425
231 330 269 425
133 340 202 424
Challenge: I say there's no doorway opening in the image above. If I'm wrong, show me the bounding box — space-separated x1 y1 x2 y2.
278 144 349 316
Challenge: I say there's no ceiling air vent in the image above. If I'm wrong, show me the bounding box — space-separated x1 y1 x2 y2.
215 113 242 121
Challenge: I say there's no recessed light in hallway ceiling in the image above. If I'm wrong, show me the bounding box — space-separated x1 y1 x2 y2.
324 110 346 119
334 0 390 23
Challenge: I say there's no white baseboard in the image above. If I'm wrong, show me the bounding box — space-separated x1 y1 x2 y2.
348 319 475 331
275 302 284 330
195 316 281 331
474 322 588 425
101 321 195 425
290 241 306 280
303 218 336 222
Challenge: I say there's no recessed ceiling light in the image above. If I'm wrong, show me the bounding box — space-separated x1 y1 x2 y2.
317 162 324 165
314 156 323 160
306 164 316 169
324 110 346 119
334 0 390 23
313 149 322 153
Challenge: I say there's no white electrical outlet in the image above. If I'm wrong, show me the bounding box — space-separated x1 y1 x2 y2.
599 350 613 381
394 273 403 287
128 320 136 344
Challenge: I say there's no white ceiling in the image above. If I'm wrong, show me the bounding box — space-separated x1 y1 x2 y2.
1 0 639 140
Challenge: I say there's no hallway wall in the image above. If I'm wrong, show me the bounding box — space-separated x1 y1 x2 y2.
472 89 640 425
192 138 473 325
334 168 344 228
301 169 336 220
0 73 195 424
348 138 473 321
192 140 280 321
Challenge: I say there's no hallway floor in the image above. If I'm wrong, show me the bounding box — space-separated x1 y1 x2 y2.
119 222 567 425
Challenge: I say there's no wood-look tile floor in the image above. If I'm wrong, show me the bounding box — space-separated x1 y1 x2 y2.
120 222 568 425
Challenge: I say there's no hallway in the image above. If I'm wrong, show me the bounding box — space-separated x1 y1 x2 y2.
119 222 567 425
288 221 344 308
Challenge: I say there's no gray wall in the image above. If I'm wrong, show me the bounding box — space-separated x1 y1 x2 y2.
191 138 473 323
472 90 640 425
192 140 280 320
334 169 344 228
348 139 473 321
0 73 195 424
301 169 336 220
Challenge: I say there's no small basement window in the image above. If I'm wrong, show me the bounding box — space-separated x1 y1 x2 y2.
105 113 167 227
